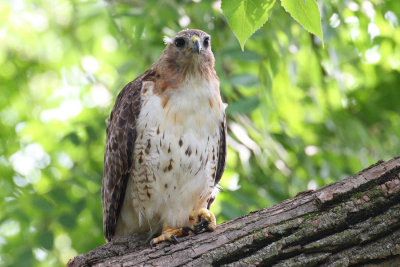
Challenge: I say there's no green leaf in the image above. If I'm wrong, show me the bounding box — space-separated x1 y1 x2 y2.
222 0 276 51
222 49 261 62
228 74 259 87
38 229 54 250
226 96 260 115
280 0 324 44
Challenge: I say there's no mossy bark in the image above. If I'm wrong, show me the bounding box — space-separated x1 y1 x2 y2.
68 156 400 267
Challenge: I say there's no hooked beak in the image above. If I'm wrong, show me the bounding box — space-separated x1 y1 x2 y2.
191 36 201 54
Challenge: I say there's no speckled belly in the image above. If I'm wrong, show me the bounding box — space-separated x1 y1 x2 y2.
129 110 220 229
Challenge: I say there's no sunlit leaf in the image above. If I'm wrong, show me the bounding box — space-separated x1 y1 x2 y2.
280 0 324 44
222 0 276 50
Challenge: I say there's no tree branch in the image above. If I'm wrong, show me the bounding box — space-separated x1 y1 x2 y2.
68 156 400 266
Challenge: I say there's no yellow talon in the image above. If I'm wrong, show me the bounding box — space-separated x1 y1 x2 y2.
191 208 216 232
150 208 217 247
150 226 191 247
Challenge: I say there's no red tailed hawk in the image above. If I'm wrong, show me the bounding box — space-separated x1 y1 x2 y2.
102 29 227 245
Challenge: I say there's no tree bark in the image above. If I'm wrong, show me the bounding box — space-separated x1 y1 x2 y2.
68 156 400 267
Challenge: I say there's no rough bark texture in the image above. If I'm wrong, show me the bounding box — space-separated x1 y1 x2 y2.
68 156 400 267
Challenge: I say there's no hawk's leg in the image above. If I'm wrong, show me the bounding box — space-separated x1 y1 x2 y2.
150 226 194 247
190 208 216 233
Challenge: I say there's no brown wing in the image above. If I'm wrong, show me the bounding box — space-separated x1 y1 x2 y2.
101 70 155 242
207 114 227 209
215 113 227 186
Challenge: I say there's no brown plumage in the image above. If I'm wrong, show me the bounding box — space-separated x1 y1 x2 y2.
102 29 227 244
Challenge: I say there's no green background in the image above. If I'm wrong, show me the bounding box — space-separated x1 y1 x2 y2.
1 0 399 266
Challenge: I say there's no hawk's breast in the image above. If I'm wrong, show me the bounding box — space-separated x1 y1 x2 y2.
125 77 224 230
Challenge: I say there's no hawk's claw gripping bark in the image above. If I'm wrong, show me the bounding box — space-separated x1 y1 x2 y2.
150 226 190 246
190 208 217 233
170 235 178 244
150 208 217 246
194 219 209 229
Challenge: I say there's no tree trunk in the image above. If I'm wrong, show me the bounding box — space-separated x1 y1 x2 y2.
68 156 400 266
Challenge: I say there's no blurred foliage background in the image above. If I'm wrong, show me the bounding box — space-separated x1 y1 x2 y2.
1 0 399 266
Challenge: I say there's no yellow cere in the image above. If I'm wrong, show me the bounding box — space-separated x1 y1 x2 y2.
192 36 200 44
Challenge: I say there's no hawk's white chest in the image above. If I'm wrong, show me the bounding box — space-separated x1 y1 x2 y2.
116 76 224 235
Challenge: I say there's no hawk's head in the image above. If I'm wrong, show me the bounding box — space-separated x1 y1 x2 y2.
160 29 215 79
168 29 211 56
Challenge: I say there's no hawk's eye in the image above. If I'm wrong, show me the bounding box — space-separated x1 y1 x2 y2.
203 37 210 48
175 38 185 48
